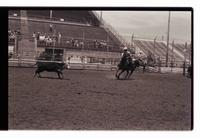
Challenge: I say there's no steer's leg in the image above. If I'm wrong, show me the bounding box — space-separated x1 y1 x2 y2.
34 69 41 78
38 72 42 78
57 71 61 79
59 71 63 79
57 70 63 79
34 70 37 77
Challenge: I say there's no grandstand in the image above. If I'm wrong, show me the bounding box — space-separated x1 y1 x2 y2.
8 10 123 64
133 39 191 67
8 10 191 68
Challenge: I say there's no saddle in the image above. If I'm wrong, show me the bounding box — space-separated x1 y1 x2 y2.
118 57 132 68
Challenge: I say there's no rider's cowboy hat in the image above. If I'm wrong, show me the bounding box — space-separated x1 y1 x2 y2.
123 47 128 50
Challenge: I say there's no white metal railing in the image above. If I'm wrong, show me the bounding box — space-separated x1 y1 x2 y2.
9 16 90 27
92 11 128 47
8 58 117 71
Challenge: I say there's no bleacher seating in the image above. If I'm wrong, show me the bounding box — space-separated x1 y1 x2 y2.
8 18 21 30
156 42 168 56
8 18 121 52
26 10 50 19
26 20 102 39
8 10 191 64
133 39 184 62
25 10 100 26
173 43 191 60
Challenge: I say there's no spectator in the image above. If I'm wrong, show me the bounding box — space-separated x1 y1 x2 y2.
75 40 79 47
16 29 21 35
100 40 107 50
32 32 36 38
71 38 75 47
58 32 62 45
8 30 12 36
53 33 57 40
36 32 40 40
44 33 47 38
65 40 70 45
94 40 99 48
52 37 56 46
46 36 52 46
49 24 53 32
80 41 84 49
39 35 45 42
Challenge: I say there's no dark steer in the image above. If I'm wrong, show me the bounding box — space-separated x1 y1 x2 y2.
34 61 67 79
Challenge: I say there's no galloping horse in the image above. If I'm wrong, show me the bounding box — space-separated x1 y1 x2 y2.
115 59 140 79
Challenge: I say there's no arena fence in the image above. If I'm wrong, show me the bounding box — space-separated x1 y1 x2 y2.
8 58 117 71
8 58 190 75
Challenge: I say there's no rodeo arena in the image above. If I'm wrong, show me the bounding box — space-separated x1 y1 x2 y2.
8 10 192 130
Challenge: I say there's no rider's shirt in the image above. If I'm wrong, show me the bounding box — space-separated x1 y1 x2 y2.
138 53 147 64
121 51 131 58
120 51 132 66
138 53 145 60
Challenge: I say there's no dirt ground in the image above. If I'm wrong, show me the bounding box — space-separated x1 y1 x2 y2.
8 67 192 130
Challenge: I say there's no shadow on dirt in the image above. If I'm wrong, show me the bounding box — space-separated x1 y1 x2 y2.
35 76 70 80
116 78 135 81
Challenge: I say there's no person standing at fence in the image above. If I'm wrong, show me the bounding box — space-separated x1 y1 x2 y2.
71 38 75 47
32 32 37 57
36 32 40 41
53 37 56 47
58 32 62 45
49 24 53 32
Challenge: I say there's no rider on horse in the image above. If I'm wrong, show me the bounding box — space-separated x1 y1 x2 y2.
137 51 147 64
119 47 133 67
116 47 140 79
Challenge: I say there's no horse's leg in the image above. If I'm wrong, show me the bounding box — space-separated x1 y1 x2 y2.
128 69 134 78
143 64 146 73
38 72 41 78
125 70 129 79
118 69 125 79
115 69 120 78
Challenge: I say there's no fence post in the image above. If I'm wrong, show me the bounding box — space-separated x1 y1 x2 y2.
157 57 161 73
170 61 173 72
18 55 21 67
183 61 186 76
97 63 100 70
158 61 161 73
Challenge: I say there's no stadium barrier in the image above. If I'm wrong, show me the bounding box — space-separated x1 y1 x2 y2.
8 58 188 74
8 58 117 71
